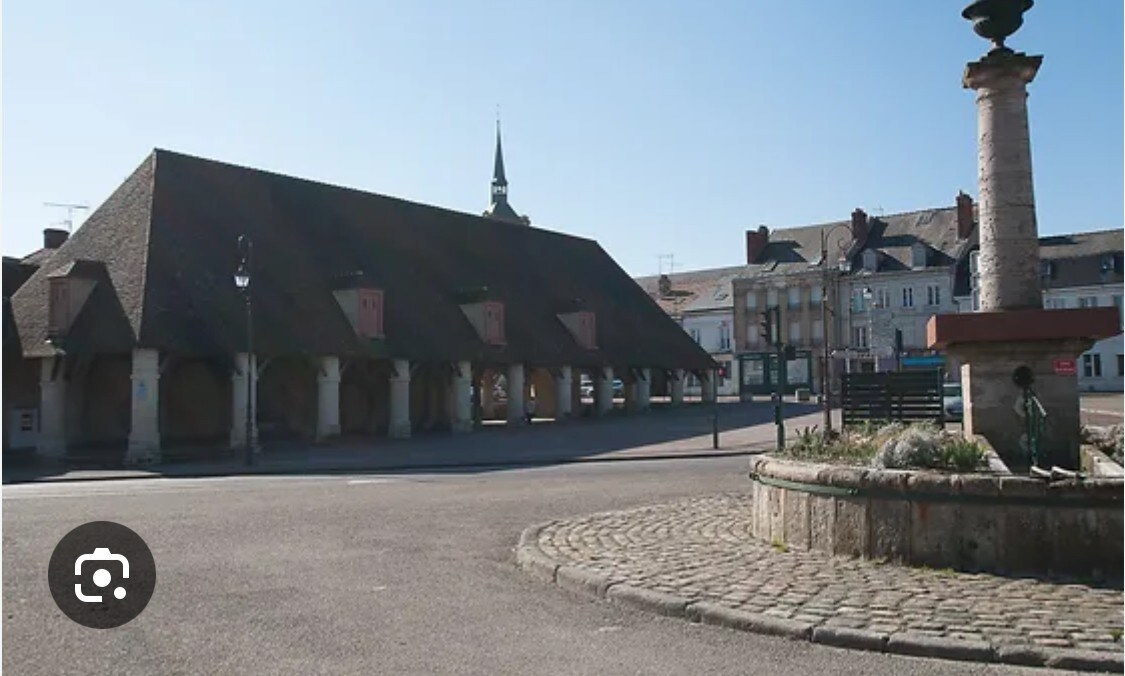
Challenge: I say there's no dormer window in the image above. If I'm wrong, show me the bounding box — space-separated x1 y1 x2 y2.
332 279 385 339
558 311 596 349
862 250 878 272
48 278 69 337
460 300 506 345
357 288 384 338
911 243 928 269
484 301 505 345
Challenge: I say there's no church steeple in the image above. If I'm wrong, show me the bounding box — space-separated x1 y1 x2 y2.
483 118 529 225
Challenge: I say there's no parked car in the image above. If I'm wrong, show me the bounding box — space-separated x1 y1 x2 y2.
612 378 625 398
943 382 963 422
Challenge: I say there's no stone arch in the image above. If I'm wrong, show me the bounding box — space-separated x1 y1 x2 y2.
75 354 131 457
340 359 390 436
257 356 317 442
160 356 230 449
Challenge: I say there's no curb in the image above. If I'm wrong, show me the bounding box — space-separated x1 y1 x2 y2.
513 523 1125 674
3 448 758 486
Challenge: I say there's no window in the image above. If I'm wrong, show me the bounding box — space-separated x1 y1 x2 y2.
1079 296 1098 308
971 287 980 312
812 319 824 342
911 243 928 269
745 292 758 309
853 326 868 348
810 286 823 305
689 328 701 344
862 250 878 272
48 278 69 335
874 288 890 309
788 321 800 343
902 287 914 308
1045 297 1067 309
1115 295 1123 326
852 289 868 312
767 289 778 307
1083 354 1102 378
926 284 941 306
1118 354 1124 377
788 287 801 308
746 322 759 347
718 323 731 351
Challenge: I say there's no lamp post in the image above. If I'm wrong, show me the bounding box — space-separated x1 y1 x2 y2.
819 225 855 434
234 236 254 466
862 287 876 371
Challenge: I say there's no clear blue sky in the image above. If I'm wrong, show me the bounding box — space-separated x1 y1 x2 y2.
4 1 1122 277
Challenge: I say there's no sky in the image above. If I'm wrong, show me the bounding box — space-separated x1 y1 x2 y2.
3 1 1123 278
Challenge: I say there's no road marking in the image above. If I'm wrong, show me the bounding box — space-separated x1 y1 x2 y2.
1081 408 1123 417
346 478 397 485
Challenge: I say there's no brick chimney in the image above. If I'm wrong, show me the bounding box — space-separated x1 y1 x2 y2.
746 225 769 264
956 191 975 239
850 209 869 245
43 228 69 249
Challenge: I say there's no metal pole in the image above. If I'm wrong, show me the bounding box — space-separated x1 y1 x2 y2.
244 239 254 467
820 231 832 433
711 369 719 449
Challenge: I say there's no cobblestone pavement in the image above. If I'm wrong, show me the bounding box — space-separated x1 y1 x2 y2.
531 494 1124 664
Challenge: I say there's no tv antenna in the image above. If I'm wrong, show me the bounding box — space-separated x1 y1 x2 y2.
43 202 89 233
657 253 675 276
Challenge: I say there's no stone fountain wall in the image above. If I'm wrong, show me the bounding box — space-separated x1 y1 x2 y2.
748 456 1123 579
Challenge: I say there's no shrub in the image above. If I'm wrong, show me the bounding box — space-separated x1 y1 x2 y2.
872 423 985 472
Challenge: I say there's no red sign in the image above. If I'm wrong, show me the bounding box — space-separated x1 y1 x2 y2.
1053 358 1077 376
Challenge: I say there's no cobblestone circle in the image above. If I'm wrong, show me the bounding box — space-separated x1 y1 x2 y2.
529 494 1123 667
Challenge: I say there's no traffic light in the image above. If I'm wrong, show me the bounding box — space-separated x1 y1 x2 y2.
758 309 774 346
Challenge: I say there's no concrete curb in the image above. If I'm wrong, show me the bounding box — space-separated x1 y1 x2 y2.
4 448 758 486
513 523 1125 674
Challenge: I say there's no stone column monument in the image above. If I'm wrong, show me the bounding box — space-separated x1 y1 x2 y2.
928 0 1119 469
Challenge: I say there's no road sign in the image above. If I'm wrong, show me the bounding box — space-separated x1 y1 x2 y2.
1053 358 1076 376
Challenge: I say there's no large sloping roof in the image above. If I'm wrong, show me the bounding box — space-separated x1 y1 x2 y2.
10 149 712 371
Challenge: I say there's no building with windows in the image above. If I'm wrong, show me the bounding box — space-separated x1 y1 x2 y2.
3 146 713 462
635 267 744 397
953 229 1124 391
731 194 976 396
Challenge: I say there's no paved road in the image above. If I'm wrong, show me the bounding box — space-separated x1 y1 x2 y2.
3 458 1074 675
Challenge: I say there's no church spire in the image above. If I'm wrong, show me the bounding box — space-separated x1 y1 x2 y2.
483 115 529 225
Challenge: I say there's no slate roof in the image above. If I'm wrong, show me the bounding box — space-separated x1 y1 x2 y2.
634 266 746 316
951 228 1123 296
9 149 713 372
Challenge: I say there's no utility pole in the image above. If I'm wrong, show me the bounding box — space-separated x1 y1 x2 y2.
43 202 89 232
760 306 785 450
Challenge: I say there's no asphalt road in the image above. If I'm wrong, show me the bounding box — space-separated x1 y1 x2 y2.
3 458 1075 676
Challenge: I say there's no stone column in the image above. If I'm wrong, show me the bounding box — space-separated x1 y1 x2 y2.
506 363 525 425
230 352 259 450
554 366 573 420
448 360 472 433
127 348 161 464
670 369 685 406
595 366 614 415
38 357 67 460
636 368 651 411
389 359 411 438
964 50 1044 311
701 371 716 404
316 356 341 442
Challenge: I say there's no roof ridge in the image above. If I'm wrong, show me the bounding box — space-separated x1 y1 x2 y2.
767 204 957 234
150 148 598 246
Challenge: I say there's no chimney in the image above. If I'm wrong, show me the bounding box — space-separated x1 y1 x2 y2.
956 191 975 239
658 274 672 297
850 208 869 245
746 225 769 264
43 228 69 250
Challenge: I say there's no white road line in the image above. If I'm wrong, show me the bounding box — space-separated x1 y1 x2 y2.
346 478 397 485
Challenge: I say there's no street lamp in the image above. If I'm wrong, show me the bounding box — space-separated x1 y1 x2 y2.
234 235 254 466
819 224 856 434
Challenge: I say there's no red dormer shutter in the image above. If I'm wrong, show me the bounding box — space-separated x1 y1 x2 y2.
485 301 505 345
582 312 596 348
358 289 384 338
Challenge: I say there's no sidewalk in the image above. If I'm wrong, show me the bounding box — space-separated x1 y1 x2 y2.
3 404 834 484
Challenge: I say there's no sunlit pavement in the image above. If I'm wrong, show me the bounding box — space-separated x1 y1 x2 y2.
3 455 1079 676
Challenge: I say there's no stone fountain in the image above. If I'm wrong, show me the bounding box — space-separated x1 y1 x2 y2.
928 0 1120 470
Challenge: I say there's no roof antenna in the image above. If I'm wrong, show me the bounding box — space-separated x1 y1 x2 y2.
43 202 89 233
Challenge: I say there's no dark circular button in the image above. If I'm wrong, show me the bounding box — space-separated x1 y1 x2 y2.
48 521 156 628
